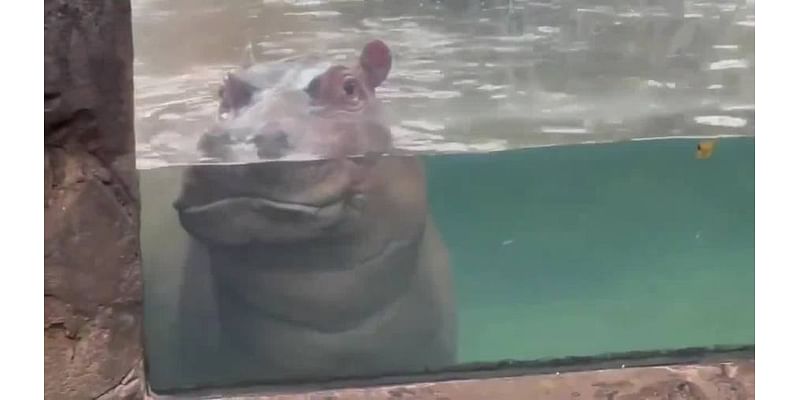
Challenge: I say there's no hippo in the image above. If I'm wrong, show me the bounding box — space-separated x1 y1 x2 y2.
170 40 457 388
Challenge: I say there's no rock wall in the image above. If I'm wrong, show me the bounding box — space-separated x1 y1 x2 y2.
44 0 143 398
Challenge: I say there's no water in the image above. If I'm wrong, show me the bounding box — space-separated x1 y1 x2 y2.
132 0 755 168
427 137 754 362
132 0 754 394
140 137 753 392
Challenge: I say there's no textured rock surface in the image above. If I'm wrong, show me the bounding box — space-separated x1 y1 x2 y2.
44 0 143 398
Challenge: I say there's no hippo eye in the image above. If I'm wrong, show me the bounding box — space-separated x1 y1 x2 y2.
343 78 357 97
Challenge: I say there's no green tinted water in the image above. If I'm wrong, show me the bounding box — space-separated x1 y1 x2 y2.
423 137 754 363
140 136 754 388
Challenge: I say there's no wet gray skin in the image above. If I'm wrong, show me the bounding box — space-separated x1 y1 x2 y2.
170 40 456 387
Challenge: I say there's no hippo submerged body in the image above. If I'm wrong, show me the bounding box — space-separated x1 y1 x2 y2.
171 40 457 387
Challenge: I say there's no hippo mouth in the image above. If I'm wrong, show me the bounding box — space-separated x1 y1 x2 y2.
213 232 422 333
175 192 364 246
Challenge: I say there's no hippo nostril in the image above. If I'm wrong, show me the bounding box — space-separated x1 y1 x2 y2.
198 131 235 160
343 79 357 96
251 130 290 159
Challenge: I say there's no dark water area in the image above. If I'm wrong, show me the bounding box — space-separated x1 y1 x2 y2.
140 136 754 392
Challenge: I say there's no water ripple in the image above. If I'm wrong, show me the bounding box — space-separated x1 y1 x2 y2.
132 0 755 167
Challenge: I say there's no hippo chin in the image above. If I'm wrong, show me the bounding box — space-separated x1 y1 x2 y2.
172 40 456 386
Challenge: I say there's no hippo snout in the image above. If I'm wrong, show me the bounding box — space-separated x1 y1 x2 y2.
174 156 381 245
250 130 290 160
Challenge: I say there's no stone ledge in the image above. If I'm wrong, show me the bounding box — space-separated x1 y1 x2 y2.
147 356 753 400
44 0 142 399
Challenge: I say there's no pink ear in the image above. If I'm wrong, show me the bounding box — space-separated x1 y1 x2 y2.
359 40 392 89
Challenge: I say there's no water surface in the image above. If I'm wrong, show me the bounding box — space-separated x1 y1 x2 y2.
133 0 755 168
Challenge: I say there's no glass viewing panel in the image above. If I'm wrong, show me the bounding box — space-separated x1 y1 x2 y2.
133 0 754 393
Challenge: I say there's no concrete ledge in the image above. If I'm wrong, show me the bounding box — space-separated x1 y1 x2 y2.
148 347 754 400
304 359 754 400
149 358 753 400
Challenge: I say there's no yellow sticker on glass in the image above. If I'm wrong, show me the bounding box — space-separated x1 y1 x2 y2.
696 139 717 160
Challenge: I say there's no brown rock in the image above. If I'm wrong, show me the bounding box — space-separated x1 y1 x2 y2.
44 0 143 398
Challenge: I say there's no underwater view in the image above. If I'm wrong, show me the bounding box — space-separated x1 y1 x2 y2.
132 0 754 394
139 137 754 392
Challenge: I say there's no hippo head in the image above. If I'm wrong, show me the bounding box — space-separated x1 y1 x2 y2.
173 40 426 247
205 39 393 162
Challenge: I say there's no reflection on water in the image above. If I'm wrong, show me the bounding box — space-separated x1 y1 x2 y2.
133 0 755 168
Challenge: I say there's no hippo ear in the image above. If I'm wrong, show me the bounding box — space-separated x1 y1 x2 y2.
359 40 392 89
304 75 321 98
219 73 257 115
